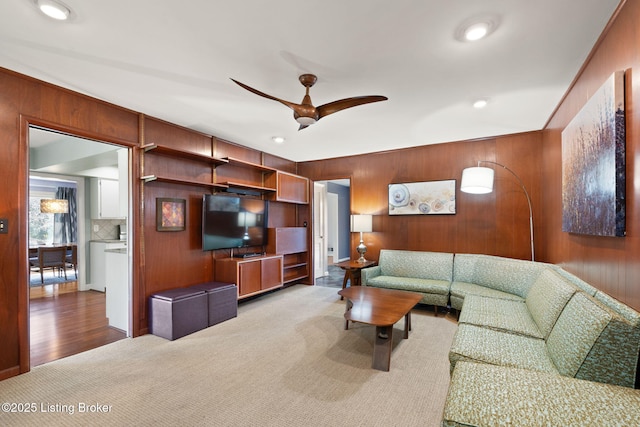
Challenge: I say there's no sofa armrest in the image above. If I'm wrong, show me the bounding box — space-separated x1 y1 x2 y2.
361 266 381 285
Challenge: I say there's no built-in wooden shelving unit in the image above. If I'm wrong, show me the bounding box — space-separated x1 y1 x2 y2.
142 142 311 287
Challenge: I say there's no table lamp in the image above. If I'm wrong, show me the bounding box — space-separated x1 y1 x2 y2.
351 214 372 262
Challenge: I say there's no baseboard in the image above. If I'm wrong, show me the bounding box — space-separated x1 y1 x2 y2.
0 365 21 381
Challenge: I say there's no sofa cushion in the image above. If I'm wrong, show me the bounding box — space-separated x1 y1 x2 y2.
548 264 599 296
367 276 450 295
458 295 543 339
450 281 524 305
449 324 558 374
442 362 640 427
525 269 577 339
378 249 453 281
546 292 612 378
453 254 545 299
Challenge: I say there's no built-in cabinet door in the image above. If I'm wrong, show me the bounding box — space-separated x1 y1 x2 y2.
239 260 261 296
261 257 283 290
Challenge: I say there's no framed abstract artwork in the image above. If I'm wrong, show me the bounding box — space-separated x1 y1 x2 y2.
156 198 186 231
561 71 626 237
388 180 456 215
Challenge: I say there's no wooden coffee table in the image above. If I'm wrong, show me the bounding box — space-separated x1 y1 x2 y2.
337 286 423 371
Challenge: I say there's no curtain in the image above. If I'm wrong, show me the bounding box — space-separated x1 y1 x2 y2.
54 187 77 243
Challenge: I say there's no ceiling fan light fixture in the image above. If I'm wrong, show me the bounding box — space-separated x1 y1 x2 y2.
36 0 71 20
295 117 317 126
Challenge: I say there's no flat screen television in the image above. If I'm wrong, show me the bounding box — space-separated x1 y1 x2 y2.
202 194 268 251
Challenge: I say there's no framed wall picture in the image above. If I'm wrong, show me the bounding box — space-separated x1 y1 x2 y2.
388 180 456 215
561 70 626 237
156 198 186 231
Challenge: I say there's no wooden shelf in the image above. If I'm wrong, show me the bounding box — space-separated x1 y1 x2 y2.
220 181 276 193
283 266 308 284
142 143 228 166
283 261 307 269
141 175 229 190
223 157 278 173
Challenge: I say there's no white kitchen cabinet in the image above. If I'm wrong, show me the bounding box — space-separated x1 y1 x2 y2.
91 178 121 219
89 241 127 291
105 248 129 334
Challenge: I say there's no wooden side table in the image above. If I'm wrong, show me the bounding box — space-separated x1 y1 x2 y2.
334 259 377 299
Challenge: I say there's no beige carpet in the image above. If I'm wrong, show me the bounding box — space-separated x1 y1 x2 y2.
0 285 458 426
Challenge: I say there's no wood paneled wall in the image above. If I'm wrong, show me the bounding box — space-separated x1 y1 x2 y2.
541 0 640 310
0 68 297 380
298 131 542 263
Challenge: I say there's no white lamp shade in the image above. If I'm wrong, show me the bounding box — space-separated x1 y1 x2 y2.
460 167 494 194
350 214 372 233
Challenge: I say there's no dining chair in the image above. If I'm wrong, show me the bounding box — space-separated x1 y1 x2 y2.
66 244 78 279
35 246 67 285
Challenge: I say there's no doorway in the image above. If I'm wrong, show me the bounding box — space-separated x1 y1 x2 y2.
28 126 130 366
314 179 351 280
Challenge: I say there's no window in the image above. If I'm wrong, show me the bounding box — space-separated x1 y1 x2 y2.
29 191 56 246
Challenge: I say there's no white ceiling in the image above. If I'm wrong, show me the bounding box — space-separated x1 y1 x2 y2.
0 0 621 162
29 127 121 179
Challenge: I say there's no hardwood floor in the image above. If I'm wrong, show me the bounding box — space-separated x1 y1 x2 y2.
29 282 126 367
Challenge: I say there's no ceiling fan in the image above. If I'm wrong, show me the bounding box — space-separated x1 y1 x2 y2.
230 74 388 130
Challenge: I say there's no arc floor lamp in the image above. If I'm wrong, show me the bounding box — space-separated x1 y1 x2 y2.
460 161 534 261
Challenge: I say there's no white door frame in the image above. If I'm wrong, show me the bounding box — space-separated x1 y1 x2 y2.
313 182 328 279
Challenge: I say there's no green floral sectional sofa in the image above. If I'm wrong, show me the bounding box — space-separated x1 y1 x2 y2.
360 250 640 426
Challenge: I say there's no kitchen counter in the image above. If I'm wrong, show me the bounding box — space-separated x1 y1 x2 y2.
105 248 127 254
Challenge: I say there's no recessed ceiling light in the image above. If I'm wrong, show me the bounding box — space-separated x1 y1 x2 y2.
36 0 71 21
272 136 285 144
455 15 500 42
464 23 489 41
473 99 488 109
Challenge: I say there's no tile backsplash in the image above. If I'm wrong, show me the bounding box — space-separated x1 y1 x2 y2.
92 219 126 240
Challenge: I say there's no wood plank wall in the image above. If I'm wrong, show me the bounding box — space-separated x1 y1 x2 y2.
0 68 298 380
298 132 542 264
542 0 640 310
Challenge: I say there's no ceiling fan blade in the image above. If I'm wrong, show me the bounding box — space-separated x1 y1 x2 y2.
317 95 388 119
230 78 302 112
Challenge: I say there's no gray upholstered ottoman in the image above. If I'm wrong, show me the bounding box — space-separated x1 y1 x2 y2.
149 288 208 340
190 282 237 326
